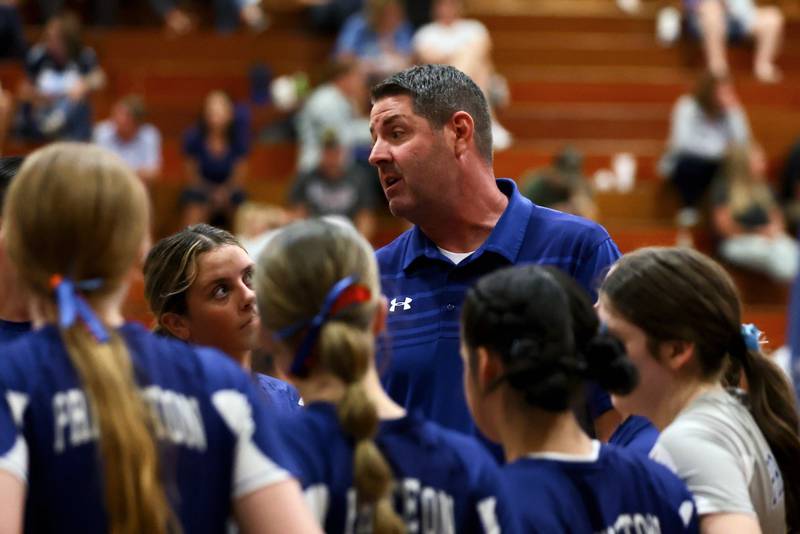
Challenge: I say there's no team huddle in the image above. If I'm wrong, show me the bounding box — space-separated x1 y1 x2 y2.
0 65 798 534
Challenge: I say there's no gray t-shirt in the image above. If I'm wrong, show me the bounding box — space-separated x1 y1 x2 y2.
650 388 785 532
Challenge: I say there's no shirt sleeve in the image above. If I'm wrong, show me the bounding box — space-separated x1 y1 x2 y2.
574 236 621 301
0 390 29 484
205 356 293 499
334 14 364 56
655 428 756 518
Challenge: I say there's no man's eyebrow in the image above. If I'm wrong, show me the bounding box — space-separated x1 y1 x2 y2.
370 113 406 135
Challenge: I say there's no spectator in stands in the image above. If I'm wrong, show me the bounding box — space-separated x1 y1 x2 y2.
710 144 798 282
298 0 362 33
289 129 378 239
335 0 413 80
521 146 597 220
295 59 372 173
93 95 161 184
413 0 512 149
0 1 25 59
780 138 800 235
685 0 784 83
181 90 249 228
16 12 105 141
660 72 749 228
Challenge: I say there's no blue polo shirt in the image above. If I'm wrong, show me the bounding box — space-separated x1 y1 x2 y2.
376 179 621 434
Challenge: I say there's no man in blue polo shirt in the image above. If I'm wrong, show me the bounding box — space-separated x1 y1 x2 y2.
369 65 626 440
0 157 32 345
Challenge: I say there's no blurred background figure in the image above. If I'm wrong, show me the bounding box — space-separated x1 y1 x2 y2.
521 146 597 220
711 144 798 282
334 0 413 81
0 0 26 60
660 72 749 229
93 94 162 185
180 90 249 228
780 137 800 236
288 128 377 239
16 11 105 141
684 0 784 82
295 59 371 174
413 0 511 149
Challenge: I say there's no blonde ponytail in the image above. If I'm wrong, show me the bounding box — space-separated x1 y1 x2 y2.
2 143 177 534
63 327 176 534
321 322 404 534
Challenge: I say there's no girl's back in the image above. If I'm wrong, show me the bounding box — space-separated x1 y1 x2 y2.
0 323 291 534
278 402 512 534
502 442 698 533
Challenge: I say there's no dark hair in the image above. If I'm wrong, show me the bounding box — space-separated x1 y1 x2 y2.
119 94 147 124
371 64 493 164
143 224 241 335
0 156 24 216
601 247 800 530
462 265 637 412
693 71 727 118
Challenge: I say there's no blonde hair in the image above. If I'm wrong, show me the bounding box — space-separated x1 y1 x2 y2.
3 143 175 534
255 220 404 534
723 144 776 217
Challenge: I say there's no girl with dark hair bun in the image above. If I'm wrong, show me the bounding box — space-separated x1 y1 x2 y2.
461 264 699 532
600 246 800 533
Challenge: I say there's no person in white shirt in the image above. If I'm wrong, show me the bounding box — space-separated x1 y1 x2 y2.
93 95 161 184
599 246 800 534
413 0 511 149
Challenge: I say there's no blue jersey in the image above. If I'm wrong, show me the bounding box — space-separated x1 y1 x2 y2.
376 178 621 434
502 442 699 533
255 373 303 413
608 416 660 456
277 402 516 534
0 322 293 534
0 319 31 345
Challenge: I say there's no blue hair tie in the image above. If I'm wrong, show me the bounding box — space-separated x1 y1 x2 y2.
49 275 110 343
276 276 370 378
740 323 763 352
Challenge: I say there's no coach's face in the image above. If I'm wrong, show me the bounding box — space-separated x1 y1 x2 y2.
369 95 452 221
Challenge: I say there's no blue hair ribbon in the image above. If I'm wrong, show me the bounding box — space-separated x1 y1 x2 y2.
740 323 763 352
275 276 370 377
49 275 110 343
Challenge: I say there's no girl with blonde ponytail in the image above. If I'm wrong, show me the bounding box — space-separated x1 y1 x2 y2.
0 143 320 534
255 219 515 534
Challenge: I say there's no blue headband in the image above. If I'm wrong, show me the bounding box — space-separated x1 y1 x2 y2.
740 323 763 352
50 275 109 343
275 276 369 377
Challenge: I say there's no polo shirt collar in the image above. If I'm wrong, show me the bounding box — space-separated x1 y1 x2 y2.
400 178 533 271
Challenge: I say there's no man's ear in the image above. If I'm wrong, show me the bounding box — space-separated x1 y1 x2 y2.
373 295 388 336
161 312 191 341
476 346 503 392
449 111 475 159
660 340 695 372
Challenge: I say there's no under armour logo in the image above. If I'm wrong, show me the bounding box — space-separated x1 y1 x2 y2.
390 297 413 312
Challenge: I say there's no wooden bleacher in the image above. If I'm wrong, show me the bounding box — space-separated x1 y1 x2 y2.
3 1 795 346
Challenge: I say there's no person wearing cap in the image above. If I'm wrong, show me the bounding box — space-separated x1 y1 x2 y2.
93 95 162 184
368 64 624 444
288 129 378 240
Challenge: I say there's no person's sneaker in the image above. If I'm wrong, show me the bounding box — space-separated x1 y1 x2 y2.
492 121 513 151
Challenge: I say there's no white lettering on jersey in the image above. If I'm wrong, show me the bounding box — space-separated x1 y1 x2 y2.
344 478 457 534
53 387 207 453
596 513 661 534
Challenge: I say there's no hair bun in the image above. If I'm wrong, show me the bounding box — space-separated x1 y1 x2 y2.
583 335 638 395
